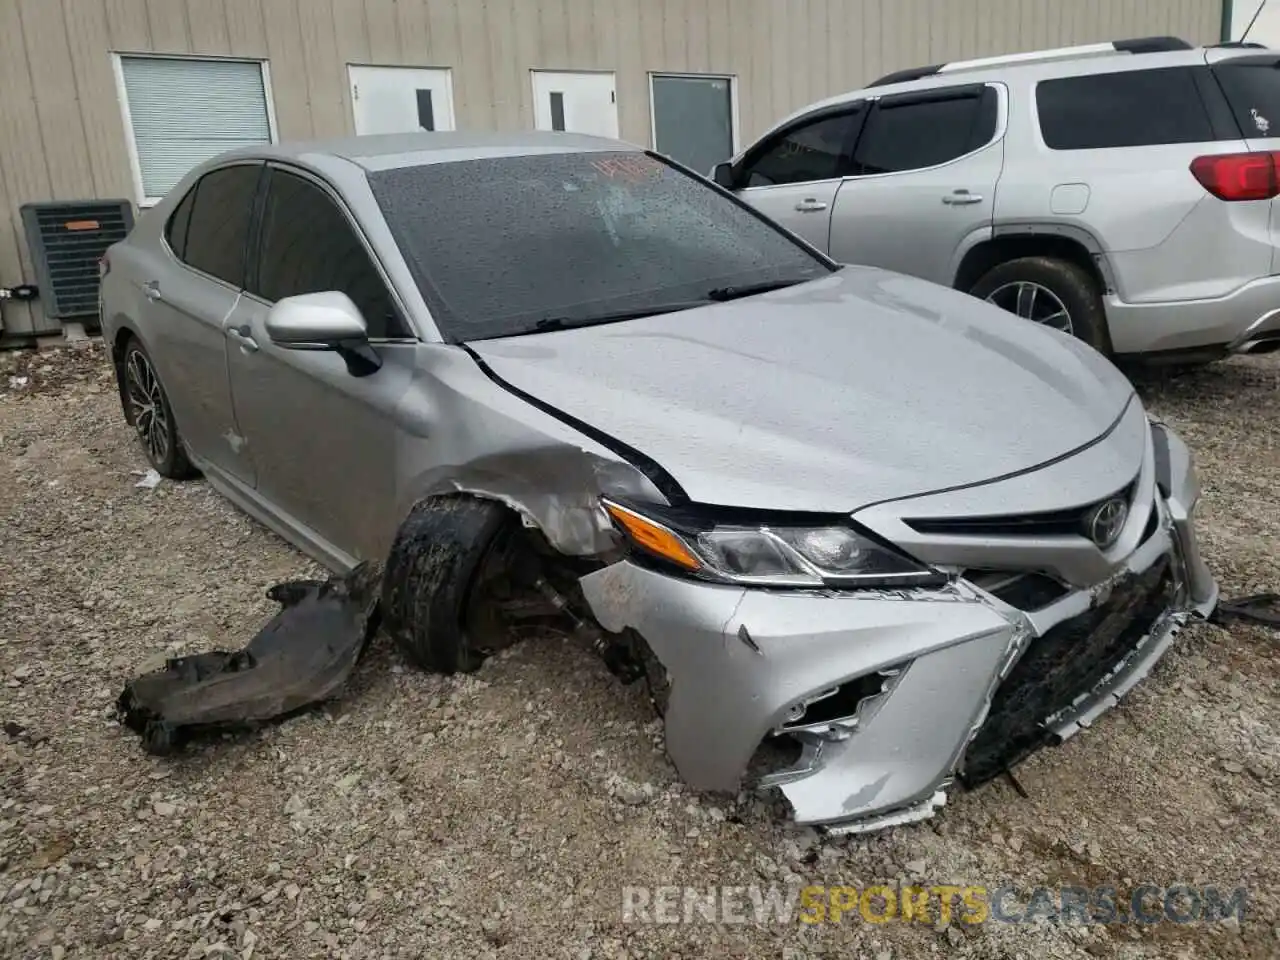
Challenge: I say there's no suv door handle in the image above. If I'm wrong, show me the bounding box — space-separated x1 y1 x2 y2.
227 323 259 353
142 280 163 301
942 190 983 205
794 198 828 212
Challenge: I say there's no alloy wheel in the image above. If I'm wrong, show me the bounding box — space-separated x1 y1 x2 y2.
984 281 1074 335
124 349 170 465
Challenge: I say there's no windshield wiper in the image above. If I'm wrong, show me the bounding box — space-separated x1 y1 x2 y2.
533 300 711 332
705 278 809 302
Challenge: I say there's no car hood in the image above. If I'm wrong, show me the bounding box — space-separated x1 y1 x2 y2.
468 266 1136 513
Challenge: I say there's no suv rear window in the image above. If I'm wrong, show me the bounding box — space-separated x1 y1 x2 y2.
1036 67 1215 149
1213 58 1280 138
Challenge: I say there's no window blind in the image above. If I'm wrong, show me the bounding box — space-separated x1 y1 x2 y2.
120 56 272 199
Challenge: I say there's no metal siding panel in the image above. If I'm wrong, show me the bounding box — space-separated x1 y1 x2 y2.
708 0 732 74
20 0 96 204
539 0 571 67
363 0 401 63
511 0 541 128
333 0 371 65
0 0 54 334
788 0 811 110
62 0 134 199
614 0 647 144
145 0 191 52
486 0 522 129
456 0 495 127
687 0 712 73
566 0 598 69
104 0 153 51
396 0 431 60
261 0 311 139
860 0 883 88
223 0 269 57
186 0 231 55
302 0 349 137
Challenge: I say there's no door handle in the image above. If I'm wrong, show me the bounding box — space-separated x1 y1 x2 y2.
794 198 828 212
142 280 163 301
228 323 259 353
942 190 983 205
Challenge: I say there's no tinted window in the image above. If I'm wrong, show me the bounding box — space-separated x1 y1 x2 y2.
367 151 832 342
253 171 406 339
165 186 196 260
1214 59 1280 138
854 89 997 175
740 111 860 186
183 164 260 286
1036 67 1214 149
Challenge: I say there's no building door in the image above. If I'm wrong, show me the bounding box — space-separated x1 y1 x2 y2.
651 74 735 175
531 71 619 138
349 65 456 135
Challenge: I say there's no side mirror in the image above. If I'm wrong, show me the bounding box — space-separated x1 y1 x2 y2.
711 161 736 189
264 292 382 376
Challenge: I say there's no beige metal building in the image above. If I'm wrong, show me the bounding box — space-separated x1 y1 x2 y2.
0 0 1223 339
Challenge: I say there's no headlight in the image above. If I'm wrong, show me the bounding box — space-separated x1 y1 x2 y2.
601 499 944 589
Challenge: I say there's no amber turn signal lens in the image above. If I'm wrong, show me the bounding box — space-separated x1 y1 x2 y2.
602 501 702 571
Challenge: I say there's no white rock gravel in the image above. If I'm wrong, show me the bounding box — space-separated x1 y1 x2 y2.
1 343 1277 959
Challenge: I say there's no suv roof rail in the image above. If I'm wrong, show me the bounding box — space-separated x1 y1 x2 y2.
1210 40 1269 49
866 35 1194 87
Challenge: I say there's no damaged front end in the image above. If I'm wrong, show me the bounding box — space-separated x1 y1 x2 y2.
577 418 1218 833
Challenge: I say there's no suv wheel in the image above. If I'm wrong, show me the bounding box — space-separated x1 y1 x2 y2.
969 256 1111 354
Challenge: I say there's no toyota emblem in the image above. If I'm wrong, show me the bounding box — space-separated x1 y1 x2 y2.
1084 497 1129 549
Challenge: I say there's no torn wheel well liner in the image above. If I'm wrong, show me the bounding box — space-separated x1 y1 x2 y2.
461 345 687 505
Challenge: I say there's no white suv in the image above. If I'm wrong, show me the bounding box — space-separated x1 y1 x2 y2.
713 36 1280 363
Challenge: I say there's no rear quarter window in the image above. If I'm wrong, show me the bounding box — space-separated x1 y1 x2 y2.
1036 67 1215 149
1213 59 1280 138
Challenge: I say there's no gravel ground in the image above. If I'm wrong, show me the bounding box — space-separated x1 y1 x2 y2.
1 342 1277 960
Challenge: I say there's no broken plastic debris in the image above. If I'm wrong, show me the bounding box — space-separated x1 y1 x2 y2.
115 561 383 755
132 469 162 489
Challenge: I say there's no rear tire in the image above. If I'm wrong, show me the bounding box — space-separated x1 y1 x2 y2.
969 256 1111 354
120 337 198 479
380 494 513 674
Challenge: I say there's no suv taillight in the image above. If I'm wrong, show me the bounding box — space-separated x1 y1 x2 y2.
1190 151 1280 201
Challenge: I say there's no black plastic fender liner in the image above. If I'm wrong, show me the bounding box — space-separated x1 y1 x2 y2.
381 493 513 674
116 562 383 756
1211 594 1280 629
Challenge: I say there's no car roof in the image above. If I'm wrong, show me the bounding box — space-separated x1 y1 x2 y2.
220 129 640 172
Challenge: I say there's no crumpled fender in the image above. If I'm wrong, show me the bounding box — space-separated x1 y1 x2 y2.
116 561 382 754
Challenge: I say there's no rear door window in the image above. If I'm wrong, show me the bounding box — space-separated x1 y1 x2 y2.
738 108 863 187
182 164 262 287
164 186 196 260
1036 67 1216 149
853 86 997 175
1213 57 1280 138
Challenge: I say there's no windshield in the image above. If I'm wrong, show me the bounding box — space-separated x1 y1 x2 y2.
367 150 834 341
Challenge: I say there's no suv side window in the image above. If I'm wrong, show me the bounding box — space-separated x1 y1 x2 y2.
854 87 998 175
1036 67 1214 149
251 169 408 339
182 164 262 287
738 108 863 187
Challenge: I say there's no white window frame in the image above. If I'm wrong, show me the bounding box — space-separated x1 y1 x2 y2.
647 72 741 160
111 52 279 208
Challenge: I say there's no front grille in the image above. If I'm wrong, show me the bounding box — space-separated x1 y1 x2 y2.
905 481 1137 539
966 570 1069 611
960 556 1175 787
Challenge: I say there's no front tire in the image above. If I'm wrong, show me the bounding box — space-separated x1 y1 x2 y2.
380 494 513 674
969 256 1111 354
121 337 197 479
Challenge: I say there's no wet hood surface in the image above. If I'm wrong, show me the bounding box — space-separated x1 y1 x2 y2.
468 266 1136 513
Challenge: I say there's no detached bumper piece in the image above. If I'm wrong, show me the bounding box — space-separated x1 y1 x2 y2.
116 562 382 755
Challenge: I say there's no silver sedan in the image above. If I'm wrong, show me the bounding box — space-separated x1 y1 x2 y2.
99 131 1218 833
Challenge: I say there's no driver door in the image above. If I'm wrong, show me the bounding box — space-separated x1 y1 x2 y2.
224 164 418 565
730 103 866 254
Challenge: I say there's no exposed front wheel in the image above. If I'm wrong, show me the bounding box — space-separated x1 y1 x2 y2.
121 337 197 479
969 256 1111 354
